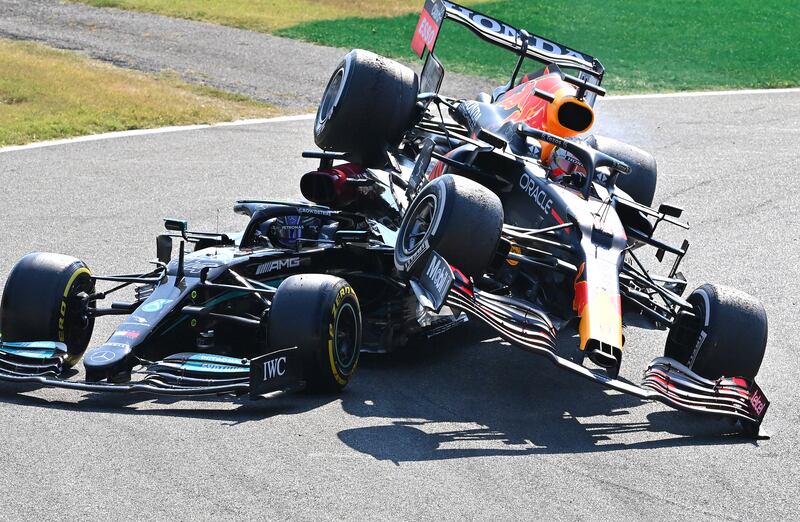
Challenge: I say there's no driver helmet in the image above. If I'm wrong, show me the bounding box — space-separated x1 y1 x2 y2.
260 215 321 249
548 146 586 180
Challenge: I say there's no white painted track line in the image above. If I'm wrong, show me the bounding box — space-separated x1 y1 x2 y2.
0 113 316 154
604 86 800 101
1 87 798 154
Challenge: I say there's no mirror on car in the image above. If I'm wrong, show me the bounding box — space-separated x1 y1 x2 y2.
419 52 445 101
658 203 684 218
164 218 188 233
156 234 173 264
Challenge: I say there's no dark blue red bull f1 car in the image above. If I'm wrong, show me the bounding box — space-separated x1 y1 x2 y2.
0 1 770 437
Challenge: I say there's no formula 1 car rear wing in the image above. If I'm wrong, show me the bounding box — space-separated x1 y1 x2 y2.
412 1 605 96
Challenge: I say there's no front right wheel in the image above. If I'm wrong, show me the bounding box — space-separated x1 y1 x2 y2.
664 283 768 380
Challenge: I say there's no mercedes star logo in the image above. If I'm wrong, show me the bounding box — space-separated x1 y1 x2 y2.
90 350 116 363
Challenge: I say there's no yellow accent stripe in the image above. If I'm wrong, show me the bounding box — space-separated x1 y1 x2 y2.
63 267 91 297
328 338 346 386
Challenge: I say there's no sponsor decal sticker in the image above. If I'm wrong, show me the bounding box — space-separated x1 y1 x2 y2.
104 342 130 350
89 350 117 363
255 257 301 275
749 385 769 418
519 173 554 214
113 330 141 339
687 330 707 368
496 75 560 127
425 255 452 297
419 251 455 311
412 0 444 58
297 206 333 216
262 356 287 381
443 2 593 64
249 347 301 397
0 348 59 359
190 353 240 364
168 258 222 276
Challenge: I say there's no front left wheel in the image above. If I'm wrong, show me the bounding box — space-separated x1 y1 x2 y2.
0 252 95 368
268 274 361 392
394 174 504 279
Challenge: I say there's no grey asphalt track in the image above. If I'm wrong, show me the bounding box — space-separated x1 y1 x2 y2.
0 91 799 520
0 0 493 111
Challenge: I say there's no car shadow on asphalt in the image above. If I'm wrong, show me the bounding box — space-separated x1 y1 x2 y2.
0 325 761 445
0 381 339 425
334 324 758 463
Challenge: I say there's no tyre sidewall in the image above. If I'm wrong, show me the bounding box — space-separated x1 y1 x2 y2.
588 135 657 206
321 281 361 388
314 55 352 141
395 175 503 278
313 49 419 166
268 275 361 392
666 284 768 379
0 252 95 367
394 177 448 276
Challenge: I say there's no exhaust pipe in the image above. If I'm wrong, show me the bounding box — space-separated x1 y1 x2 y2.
300 163 367 208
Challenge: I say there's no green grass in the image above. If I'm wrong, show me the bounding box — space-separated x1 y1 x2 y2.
72 0 799 93
277 0 799 93
75 0 489 31
0 39 281 146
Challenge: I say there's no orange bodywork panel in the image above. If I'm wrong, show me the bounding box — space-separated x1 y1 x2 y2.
573 262 624 351
495 72 594 162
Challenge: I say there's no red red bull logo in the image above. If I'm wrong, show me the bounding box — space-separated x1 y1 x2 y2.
495 74 566 127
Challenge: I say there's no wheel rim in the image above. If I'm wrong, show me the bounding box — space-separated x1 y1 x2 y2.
317 68 344 127
334 302 358 371
65 273 95 353
666 294 706 368
402 193 437 255
685 293 708 369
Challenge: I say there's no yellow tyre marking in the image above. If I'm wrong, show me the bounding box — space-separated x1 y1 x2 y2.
63 267 90 297
327 286 354 386
328 337 346 386
59 266 90 362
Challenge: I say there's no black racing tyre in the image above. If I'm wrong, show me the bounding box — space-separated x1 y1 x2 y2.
268 274 361 392
395 174 504 279
314 49 419 167
664 284 768 379
0 252 95 368
586 135 658 206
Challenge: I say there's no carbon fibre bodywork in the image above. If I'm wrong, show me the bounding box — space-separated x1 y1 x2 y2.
0 1 770 436
0 199 461 398
392 1 770 435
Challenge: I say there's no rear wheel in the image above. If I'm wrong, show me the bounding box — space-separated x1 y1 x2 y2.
395 174 504 279
268 274 361 392
665 283 768 380
0 252 95 368
315 49 419 167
